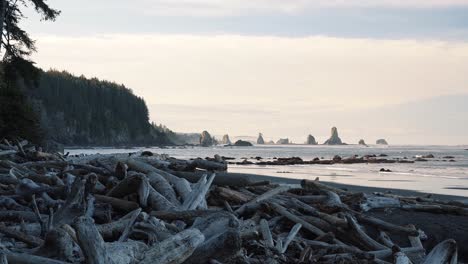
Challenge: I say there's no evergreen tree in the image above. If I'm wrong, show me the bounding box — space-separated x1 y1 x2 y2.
0 0 59 143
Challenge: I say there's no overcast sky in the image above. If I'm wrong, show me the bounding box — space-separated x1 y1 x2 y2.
22 0 468 145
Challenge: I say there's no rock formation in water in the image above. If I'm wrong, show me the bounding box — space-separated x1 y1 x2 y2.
376 139 388 145
267 140 275 145
257 133 265 144
306 135 318 145
199 131 214 147
276 138 290 145
323 127 343 145
233 140 253 146
221 134 231 145
358 139 368 146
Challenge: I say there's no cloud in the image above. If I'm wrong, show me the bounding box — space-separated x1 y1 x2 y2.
139 0 468 16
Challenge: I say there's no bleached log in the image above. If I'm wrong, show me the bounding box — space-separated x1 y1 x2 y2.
190 158 227 171
301 178 349 195
118 208 142 242
105 241 148 264
150 209 221 223
378 231 394 248
354 213 419 236
35 227 75 262
94 194 139 212
106 174 149 208
269 202 325 237
147 185 176 211
280 223 302 254
147 172 179 205
259 219 274 248
423 239 457 264
345 214 388 251
140 228 205 264
181 173 215 210
1 252 70 264
0 223 44 247
235 185 292 216
53 177 86 226
394 250 413 264
73 216 115 264
185 229 241 264
216 186 253 204
361 195 401 212
172 171 258 187
125 158 192 202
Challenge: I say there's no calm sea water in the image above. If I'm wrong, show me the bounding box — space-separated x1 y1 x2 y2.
67 145 468 197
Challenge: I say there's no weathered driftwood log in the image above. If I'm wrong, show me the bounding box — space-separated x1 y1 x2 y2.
423 239 458 264
268 202 325 237
0 222 44 247
147 172 179 205
235 185 292 216
35 227 75 262
354 213 419 236
106 174 149 208
345 214 388 251
172 171 259 187
53 177 86 226
181 173 215 210
301 178 349 195
191 158 227 171
0 252 71 264
139 228 205 264
125 158 192 202
94 194 139 212
73 216 115 264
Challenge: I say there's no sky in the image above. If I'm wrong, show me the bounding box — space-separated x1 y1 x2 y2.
21 0 468 145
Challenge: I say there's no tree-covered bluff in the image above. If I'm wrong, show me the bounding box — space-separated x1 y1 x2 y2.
27 70 173 146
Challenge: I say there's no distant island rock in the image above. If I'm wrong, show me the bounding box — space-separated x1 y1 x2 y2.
233 140 253 146
323 127 343 145
267 140 275 144
276 138 290 145
199 131 214 147
376 139 389 145
257 133 265 144
221 134 231 145
306 134 318 145
358 139 368 146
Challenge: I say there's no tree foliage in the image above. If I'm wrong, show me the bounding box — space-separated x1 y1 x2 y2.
29 70 173 146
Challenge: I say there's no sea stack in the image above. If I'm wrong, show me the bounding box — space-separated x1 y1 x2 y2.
221 134 231 145
199 131 214 147
376 139 389 145
306 134 318 145
257 133 265 144
323 127 343 145
358 139 368 146
276 138 289 145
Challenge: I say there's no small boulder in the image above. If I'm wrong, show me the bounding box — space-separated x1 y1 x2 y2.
376 139 388 145
233 140 253 147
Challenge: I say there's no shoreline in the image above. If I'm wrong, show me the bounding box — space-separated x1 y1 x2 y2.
244 172 468 202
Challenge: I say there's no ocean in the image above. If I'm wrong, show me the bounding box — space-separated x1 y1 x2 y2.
66 144 468 197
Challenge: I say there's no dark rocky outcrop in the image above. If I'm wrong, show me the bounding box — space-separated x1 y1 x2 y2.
221 134 231 145
306 135 318 145
358 139 367 146
233 140 253 147
256 133 265 144
323 127 343 145
199 131 214 147
276 138 289 145
376 139 388 145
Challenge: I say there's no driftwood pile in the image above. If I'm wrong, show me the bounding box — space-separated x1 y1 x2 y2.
0 140 463 263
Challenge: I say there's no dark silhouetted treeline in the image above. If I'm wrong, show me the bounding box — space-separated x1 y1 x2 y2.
25 70 173 146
